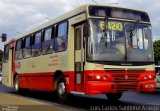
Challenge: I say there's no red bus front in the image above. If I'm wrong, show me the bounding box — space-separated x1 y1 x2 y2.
83 6 155 97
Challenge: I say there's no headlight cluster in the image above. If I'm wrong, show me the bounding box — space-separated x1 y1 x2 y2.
144 74 153 80
88 74 107 81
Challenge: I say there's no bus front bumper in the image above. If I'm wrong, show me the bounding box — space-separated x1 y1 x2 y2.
86 80 156 95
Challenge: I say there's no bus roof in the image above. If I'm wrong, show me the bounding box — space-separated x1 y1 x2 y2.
4 4 148 45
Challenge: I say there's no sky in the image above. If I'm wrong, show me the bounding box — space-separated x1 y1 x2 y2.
0 0 159 49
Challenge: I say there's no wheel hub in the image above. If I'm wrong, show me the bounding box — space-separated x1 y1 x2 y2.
15 80 19 91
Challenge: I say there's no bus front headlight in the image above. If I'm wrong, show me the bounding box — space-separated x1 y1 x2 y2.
96 75 101 80
148 74 152 79
103 76 107 80
144 75 148 80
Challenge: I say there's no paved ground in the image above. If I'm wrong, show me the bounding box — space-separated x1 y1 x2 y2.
0 85 81 111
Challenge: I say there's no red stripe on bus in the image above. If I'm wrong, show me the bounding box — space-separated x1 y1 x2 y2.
17 70 155 94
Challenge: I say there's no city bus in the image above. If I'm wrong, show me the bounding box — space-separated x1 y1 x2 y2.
2 4 155 101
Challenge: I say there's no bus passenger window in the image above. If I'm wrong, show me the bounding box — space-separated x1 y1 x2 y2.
55 22 68 52
15 39 23 60
42 28 54 55
23 36 31 58
32 32 42 57
4 45 9 63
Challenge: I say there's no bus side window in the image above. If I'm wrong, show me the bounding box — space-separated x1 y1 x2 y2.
32 32 42 57
4 45 9 63
15 39 23 60
42 27 54 55
54 22 68 52
23 36 31 58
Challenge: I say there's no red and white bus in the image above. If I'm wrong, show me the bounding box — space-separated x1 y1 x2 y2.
2 4 155 101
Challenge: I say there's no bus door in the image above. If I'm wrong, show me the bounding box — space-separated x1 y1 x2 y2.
74 25 85 92
2 45 14 87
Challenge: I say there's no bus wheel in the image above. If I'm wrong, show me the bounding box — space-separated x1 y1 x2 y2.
14 75 20 94
56 77 67 102
106 93 122 101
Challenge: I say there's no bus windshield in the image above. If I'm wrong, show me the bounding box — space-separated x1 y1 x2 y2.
87 19 154 62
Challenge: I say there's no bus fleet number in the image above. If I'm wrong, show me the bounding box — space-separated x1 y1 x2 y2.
100 21 123 31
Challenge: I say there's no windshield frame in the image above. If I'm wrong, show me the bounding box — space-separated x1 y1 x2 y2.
86 17 154 65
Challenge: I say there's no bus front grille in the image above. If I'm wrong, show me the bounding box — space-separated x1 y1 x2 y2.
110 73 139 91
115 82 138 91
111 74 140 82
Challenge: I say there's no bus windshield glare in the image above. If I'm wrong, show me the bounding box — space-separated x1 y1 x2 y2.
87 19 154 62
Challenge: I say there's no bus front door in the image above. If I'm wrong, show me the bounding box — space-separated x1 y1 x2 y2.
2 46 13 87
74 25 84 92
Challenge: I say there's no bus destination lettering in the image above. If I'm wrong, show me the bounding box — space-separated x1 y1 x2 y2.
48 55 59 66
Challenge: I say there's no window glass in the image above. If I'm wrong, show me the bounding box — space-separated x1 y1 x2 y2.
16 40 22 51
32 32 42 57
4 45 9 63
88 19 153 62
23 36 31 58
25 37 31 48
57 22 67 37
42 28 54 55
15 40 23 60
44 28 52 41
143 28 149 50
35 32 41 44
55 22 68 52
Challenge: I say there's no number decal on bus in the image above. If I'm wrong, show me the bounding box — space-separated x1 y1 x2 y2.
100 21 105 30
100 21 123 31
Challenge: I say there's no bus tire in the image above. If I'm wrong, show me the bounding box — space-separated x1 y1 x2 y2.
56 76 67 102
106 93 122 101
14 75 21 94
14 75 29 94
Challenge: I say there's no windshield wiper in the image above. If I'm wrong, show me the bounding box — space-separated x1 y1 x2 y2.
103 16 109 37
130 20 140 36
99 17 109 48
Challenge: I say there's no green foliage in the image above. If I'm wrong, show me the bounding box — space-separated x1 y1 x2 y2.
153 40 160 64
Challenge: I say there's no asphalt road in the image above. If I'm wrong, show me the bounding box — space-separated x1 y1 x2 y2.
0 84 160 111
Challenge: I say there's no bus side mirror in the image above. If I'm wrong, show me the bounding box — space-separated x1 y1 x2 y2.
2 33 7 42
83 23 90 38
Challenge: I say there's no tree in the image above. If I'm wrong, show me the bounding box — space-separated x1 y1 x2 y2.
153 40 160 64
